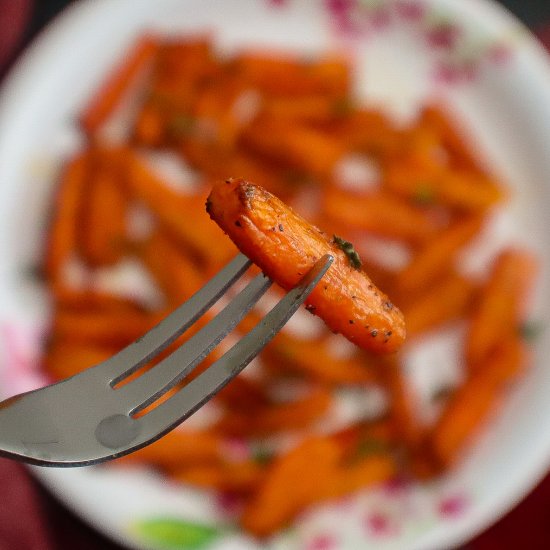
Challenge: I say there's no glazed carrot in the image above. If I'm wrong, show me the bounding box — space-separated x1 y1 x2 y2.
384 167 504 212
43 341 114 381
402 272 477 336
420 105 488 173
81 35 159 136
379 357 424 450
172 460 265 493
321 454 396 500
135 228 204 306
119 429 223 469
430 335 529 467
44 151 91 290
263 331 379 385
395 215 483 295
466 248 538 367
214 388 332 437
241 436 341 537
207 178 406 354
242 118 345 179
79 160 128 266
122 150 236 267
322 188 439 244
51 305 165 348
233 53 350 97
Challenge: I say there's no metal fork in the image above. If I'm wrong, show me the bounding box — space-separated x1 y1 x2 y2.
0 253 332 467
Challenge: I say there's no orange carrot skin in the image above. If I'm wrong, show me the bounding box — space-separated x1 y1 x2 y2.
81 36 159 135
207 178 406 354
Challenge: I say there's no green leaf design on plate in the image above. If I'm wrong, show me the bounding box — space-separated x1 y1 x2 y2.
133 517 220 550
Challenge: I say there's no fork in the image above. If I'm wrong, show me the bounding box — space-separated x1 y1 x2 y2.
0 253 332 467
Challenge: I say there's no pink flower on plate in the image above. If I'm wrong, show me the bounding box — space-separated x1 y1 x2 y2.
394 0 426 21
488 42 513 65
369 6 392 30
1 322 48 396
267 0 288 6
426 22 461 50
438 494 468 518
216 491 244 517
364 511 398 537
307 533 337 550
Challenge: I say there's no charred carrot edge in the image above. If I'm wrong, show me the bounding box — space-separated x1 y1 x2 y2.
466 248 538 367
80 35 159 136
207 178 406 354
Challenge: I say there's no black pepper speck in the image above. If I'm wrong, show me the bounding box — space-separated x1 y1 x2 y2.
370 329 378 338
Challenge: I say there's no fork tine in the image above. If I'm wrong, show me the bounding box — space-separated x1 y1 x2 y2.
136 254 333 438
119 271 272 415
98 254 251 384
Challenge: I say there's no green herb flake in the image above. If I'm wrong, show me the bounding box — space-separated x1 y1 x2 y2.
431 385 455 403
413 183 436 205
519 320 545 342
168 114 195 137
333 235 362 270
351 438 389 463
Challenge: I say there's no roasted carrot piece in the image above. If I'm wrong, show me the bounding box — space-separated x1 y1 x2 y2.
242 118 345 179
322 188 439 244
321 454 396 500
43 341 114 381
172 460 265 493
134 228 204 306
44 151 91 291
430 335 529 467
402 272 477 336
263 331 379 385
214 388 332 437
119 429 223 469
79 159 128 267
233 53 350 97
207 178 406 354
80 35 159 136
419 105 489 173
241 436 341 537
466 248 538 367
384 166 504 212
395 215 483 295
51 305 165 348
122 150 236 267
379 357 425 451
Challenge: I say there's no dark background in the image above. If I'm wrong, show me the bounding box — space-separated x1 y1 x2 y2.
2 1 550 549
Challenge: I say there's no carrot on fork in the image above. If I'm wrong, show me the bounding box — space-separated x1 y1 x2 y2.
207 178 406 354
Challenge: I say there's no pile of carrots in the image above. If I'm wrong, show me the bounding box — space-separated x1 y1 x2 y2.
42 33 538 537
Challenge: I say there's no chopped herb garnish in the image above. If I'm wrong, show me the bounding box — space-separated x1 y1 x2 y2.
168 114 195 137
350 438 389 463
431 385 455 403
413 183 436 205
333 235 362 270
333 97 354 117
251 446 274 465
519 320 544 342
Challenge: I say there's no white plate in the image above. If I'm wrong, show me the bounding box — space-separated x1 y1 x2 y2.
1 1 550 549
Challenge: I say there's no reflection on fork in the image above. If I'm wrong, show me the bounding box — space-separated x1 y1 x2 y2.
0 253 332 467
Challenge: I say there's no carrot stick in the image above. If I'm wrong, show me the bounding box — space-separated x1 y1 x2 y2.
322 188 438 244
395 215 483 295
430 334 529 467
44 151 91 291
402 272 477 336
466 248 538 367
80 35 159 136
207 178 406 354
79 159 128 266
134 228 204 306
